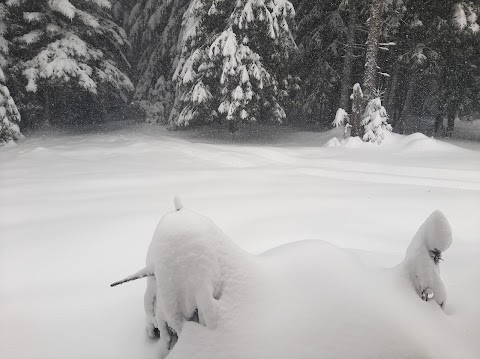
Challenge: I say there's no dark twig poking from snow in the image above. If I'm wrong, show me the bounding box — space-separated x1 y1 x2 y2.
110 268 154 287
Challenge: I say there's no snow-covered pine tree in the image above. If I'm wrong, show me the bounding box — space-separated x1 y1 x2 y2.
383 1 480 135
125 0 190 124
5 0 133 125
362 95 392 144
0 3 23 145
295 0 357 126
171 0 296 132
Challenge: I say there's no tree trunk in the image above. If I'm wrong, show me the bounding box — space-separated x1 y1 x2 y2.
386 62 399 114
43 87 52 126
339 0 358 110
396 76 416 134
446 107 455 137
386 62 400 127
351 84 364 137
362 0 385 102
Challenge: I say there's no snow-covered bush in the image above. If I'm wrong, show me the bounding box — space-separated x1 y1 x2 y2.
399 210 453 308
362 97 392 144
111 198 249 357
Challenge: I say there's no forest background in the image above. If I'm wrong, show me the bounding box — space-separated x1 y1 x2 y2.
1 0 479 145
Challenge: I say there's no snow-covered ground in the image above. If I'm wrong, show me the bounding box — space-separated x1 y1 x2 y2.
1 121 480 358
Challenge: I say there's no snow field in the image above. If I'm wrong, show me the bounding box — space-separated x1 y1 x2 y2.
1 122 479 358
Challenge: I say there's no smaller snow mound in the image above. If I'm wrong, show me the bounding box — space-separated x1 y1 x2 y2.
113 203 251 358
325 137 341 147
420 210 453 252
325 136 370 148
397 133 464 153
400 210 453 307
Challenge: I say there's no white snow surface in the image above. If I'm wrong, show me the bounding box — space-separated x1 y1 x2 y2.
1 121 480 359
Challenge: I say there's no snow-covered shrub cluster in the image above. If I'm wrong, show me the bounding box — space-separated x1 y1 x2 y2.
399 210 453 308
112 194 459 359
112 198 249 357
362 97 392 144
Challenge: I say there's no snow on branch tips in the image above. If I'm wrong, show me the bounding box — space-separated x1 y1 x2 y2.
453 3 480 33
0 84 23 145
400 210 453 308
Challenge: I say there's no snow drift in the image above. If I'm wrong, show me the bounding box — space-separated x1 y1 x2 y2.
112 201 475 359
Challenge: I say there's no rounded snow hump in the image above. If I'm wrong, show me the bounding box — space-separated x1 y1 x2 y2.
421 210 453 252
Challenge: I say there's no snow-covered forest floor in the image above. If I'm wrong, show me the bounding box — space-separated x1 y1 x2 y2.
1 120 480 358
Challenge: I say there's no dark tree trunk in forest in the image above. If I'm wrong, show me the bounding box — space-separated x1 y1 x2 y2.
363 0 384 102
446 106 456 137
386 61 400 124
351 84 364 137
43 88 52 126
339 0 358 110
396 75 416 134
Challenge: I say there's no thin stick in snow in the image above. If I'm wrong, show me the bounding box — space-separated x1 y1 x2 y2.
110 267 154 287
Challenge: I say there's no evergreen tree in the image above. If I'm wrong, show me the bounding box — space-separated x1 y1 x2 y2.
295 0 355 126
384 1 480 135
0 3 23 145
125 0 190 124
362 96 392 143
5 0 133 125
171 0 297 132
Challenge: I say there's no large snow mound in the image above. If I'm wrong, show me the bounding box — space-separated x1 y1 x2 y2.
166 239 476 359
113 204 475 359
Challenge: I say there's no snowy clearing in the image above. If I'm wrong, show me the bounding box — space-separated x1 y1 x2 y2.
1 122 480 358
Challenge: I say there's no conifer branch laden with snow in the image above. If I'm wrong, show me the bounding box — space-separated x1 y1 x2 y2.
5 0 133 124
123 0 190 124
0 3 23 145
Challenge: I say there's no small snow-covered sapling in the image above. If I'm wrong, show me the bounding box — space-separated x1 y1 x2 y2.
401 210 453 308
